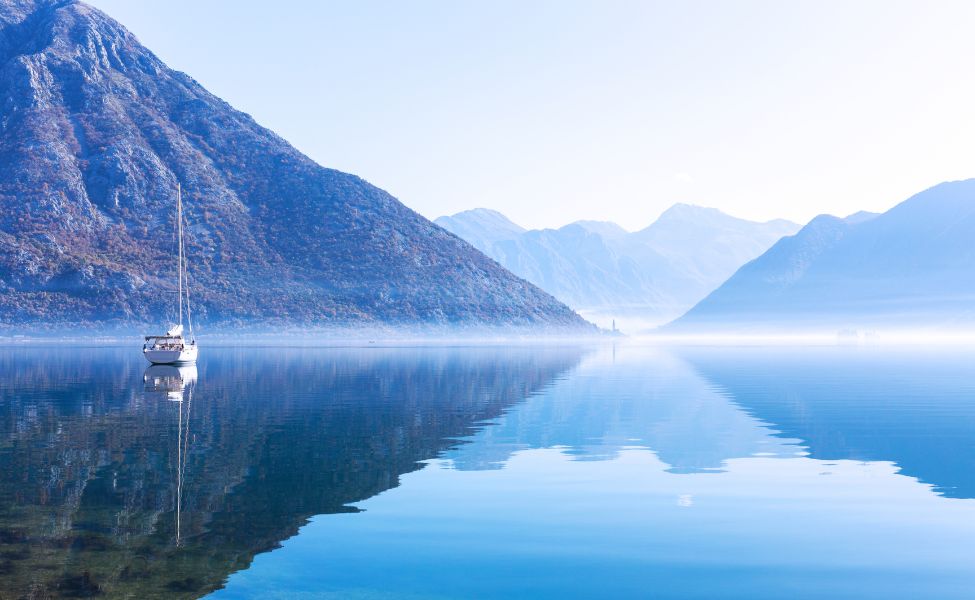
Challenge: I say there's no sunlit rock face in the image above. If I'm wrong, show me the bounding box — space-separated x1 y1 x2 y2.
0 0 589 331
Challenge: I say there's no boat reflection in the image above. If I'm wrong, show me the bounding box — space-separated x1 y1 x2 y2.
174 370 194 547
144 364 199 547
144 364 198 402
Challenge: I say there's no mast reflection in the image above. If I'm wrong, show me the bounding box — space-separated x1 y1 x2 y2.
144 364 198 546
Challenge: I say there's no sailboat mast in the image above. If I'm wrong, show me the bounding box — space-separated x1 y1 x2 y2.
185 228 193 337
177 183 183 329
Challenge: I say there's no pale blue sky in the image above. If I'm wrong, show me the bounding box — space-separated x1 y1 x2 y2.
87 0 975 229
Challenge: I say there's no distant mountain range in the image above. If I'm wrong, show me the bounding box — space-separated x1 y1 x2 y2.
436 205 799 330
0 0 588 332
670 179 975 332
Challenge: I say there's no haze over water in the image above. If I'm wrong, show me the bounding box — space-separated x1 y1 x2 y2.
1 343 974 598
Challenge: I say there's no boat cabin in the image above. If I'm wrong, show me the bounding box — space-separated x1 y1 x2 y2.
144 335 194 351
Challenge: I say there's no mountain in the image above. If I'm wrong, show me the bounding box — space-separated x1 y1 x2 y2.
571 220 629 240
0 0 589 331
436 204 799 330
432 208 525 253
670 179 975 332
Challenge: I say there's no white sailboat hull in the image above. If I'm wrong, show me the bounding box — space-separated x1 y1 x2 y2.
144 344 198 365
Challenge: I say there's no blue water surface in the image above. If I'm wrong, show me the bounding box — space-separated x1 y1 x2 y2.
0 343 973 599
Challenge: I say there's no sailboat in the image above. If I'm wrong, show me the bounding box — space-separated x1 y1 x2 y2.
144 183 199 365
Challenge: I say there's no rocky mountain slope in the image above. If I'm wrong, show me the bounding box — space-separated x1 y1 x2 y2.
669 179 975 332
0 0 589 331
436 205 799 330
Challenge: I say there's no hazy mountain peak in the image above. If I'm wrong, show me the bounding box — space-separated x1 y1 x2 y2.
434 209 527 257
563 220 629 239
436 201 800 331
659 202 721 217
654 202 800 228
633 203 800 244
844 210 879 225
439 208 525 234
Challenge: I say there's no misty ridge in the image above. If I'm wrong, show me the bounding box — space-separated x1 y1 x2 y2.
667 178 975 335
436 204 799 332
439 179 975 338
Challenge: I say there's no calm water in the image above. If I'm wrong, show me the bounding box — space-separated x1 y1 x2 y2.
1 344 974 599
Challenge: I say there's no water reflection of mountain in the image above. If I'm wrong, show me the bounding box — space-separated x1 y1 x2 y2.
446 348 799 472
682 346 975 500
443 345 975 502
0 346 583 598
